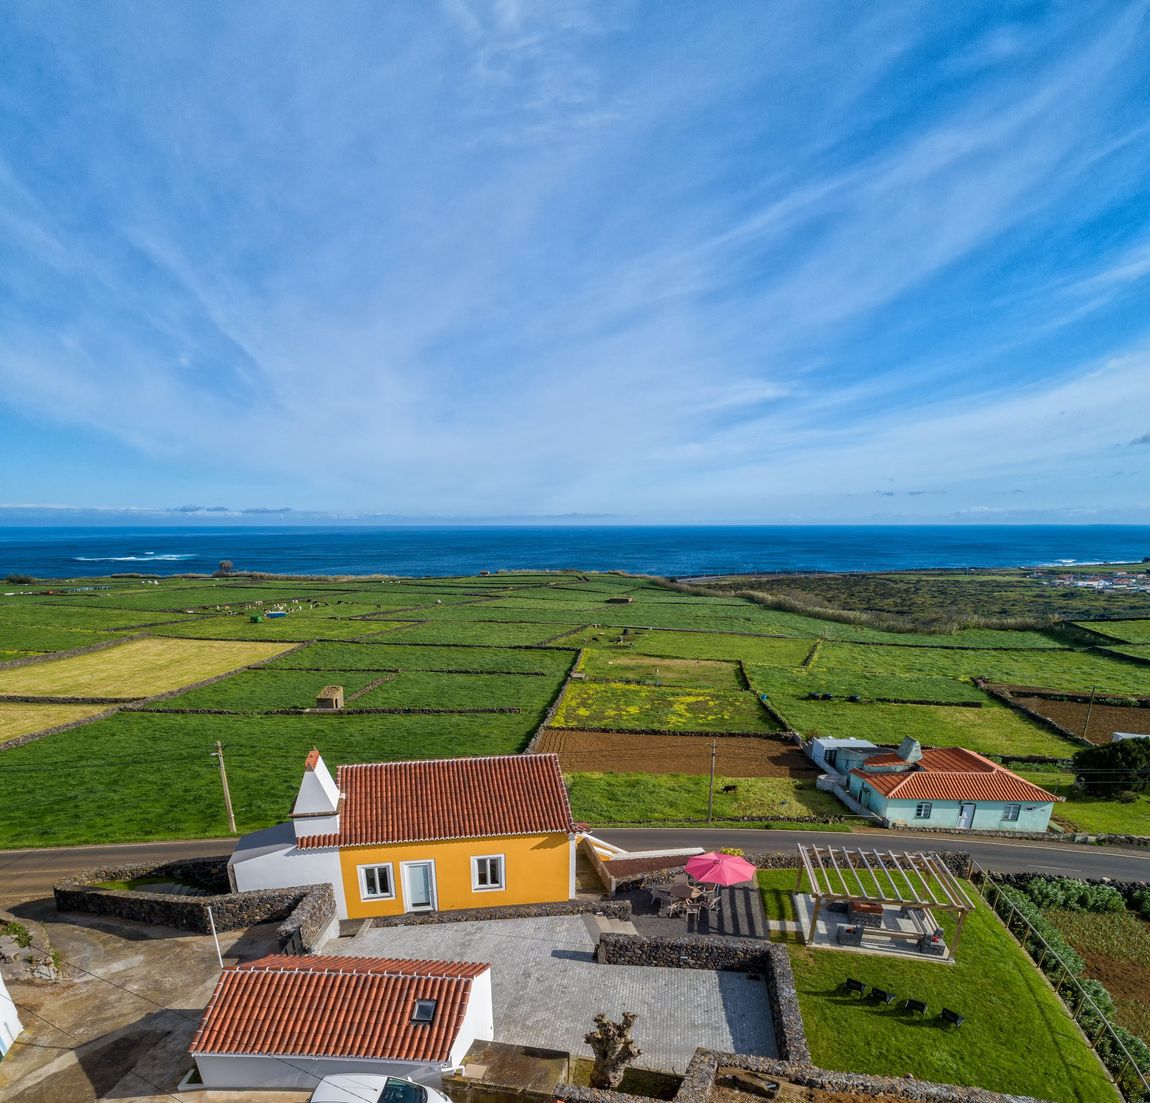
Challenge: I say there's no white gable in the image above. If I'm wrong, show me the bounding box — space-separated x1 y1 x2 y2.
292 750 341 817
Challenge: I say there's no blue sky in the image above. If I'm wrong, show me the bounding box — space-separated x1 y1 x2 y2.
3 1 1150 524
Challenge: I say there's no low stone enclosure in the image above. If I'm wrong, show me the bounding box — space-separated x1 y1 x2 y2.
556 1047 1046 1103
53 857 337 954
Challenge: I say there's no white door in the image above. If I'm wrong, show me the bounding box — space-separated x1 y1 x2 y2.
957 803 976 829
402 861 437 912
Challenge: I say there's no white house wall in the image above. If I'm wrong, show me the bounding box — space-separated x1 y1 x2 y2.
230 845 348 918
194 1053 443 1091
0 973 22 1057
448 969 494 1069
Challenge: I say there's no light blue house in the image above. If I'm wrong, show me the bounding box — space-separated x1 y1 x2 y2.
847 739 1059 833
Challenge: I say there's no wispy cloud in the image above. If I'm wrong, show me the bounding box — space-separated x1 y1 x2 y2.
1 2 1149 521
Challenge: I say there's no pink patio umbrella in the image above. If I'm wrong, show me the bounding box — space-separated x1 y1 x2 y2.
684 851 756 886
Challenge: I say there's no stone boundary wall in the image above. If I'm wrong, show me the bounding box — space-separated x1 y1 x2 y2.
592 936 809 1064
536 624 593 646
978 680 1093 750
524 649 584 754
0 632 151 671
0 693 141 704
0 704 124 751
369 896 631 928
133 704 523 716
994 870 1149 901
272 665 553 677
738 661 795 730
1096 834 1150 848
53 857 336 953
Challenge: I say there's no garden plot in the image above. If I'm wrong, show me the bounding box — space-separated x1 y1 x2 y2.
631 630 815 667
269 640 573 674
770 697 1071 758
566 772 843 824
0 709 534 848
578 650 745 690
0 702 113 743
1001 690 1150 744
536 729 816 776
552 680 780 733
812 640 1150 693
0 637 295 698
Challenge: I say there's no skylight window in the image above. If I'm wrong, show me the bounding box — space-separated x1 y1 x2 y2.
411 999 437 1024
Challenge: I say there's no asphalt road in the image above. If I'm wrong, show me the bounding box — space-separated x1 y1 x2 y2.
1 829 1147 907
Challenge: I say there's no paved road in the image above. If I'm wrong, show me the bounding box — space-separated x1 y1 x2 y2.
1 829 1147 907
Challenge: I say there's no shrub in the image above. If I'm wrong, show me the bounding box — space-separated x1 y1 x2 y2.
1016 876 1126 913
1072 739 1150 795
719 847 744 856
1 921 32 948
1115 789 1139 804
4 574 33 584
995 886 1085 976
1133 887 1150 917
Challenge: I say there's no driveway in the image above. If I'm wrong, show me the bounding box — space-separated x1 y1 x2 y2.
326 915 776 1073
0 899 308 1103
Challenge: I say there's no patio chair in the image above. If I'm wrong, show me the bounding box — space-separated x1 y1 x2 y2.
904 998 927 1017
700 886 722 912
939 1008 965 1030
841 978 867 998
870 988 897 1006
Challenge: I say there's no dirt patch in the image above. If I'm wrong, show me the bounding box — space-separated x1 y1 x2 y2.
713 1081 905 1103
1008 694 1150 744
537 729 815 776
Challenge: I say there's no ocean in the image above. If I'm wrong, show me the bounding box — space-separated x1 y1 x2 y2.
1 525 1149 579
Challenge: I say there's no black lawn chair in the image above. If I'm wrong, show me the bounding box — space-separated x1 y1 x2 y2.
842 978 867 997
904 998 928 1016
939 1008 965 1029
870 987 897 1006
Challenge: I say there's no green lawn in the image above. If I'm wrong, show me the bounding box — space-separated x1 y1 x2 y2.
566 772 843 823
746 666 984 705
577 649 745 690
158 668 386 710
755 869 1117 1102
630 630 815 667
1076 619 1150 644
1053 790 1150 835
355 669 566 713
553 680 779 733
267 640 574 674
384 620 584 646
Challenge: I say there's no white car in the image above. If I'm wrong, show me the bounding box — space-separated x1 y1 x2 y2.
309 1073 452 1103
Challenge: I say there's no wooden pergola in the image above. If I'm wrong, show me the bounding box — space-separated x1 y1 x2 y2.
796 844 976 958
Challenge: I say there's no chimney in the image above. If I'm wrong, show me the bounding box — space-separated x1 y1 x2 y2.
897 737 923 765
290 748 342 840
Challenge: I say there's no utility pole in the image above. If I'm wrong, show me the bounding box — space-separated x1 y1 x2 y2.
1082 685 1098 742
707 739 717 824
211 741 237 834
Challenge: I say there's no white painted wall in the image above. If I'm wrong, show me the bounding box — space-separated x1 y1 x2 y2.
230 844 349 918
194 1053 443 1090
448 969 494 1068
0 972 22 1057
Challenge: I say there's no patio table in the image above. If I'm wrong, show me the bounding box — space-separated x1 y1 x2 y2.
669 883 699 900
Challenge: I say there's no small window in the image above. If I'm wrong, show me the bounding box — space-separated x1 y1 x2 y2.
472 854 505 891
1002 804 1021 822
824 748 839 766
359 863 395 900
411 998 437 1024
914 802 932 820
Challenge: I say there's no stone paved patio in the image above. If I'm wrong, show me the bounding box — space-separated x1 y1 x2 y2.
325 915 777 1073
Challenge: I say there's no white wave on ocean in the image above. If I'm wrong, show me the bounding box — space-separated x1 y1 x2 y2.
73 554 199 562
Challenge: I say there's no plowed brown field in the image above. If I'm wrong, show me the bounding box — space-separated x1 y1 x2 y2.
1008 694 1150 744
536 728 817 776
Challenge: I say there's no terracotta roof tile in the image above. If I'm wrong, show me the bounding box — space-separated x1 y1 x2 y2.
851 747 1060 804
190 955 488 1062
297 753 575 850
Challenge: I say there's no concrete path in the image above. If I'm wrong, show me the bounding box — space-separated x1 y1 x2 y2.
326 915 777 1073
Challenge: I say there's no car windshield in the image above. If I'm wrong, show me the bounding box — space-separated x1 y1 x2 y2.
379 1080 427 1103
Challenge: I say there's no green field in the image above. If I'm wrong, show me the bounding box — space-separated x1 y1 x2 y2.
566 773 843 823
757 869 1117 1102
553 680 778 732
1076 619 1150 644
2 569 1145 847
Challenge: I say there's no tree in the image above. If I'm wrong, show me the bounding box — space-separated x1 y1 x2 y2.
584 1012 641 1089
215 560 234 577
1072 739 1150 796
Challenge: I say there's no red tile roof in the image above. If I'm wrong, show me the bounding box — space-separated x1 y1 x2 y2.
190 955 488 1062
298 753 575 850
851 747 1060 803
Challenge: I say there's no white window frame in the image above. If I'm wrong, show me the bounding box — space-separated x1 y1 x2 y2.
471 853 506 892
914 802 932 820
1002 804 1021 822
399 859 438 913
358 862 396 901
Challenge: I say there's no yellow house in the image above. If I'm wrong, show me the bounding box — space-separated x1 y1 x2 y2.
229 749 578 920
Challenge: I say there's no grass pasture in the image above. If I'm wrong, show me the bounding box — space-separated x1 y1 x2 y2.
577 650 744 689
0 637 296 698
746 666 984 705
383 620 585 646
552 680 779 733
156 668 386 710
566 772 843 824
355 669 566 713
631 630 815 667
1076 619 1150 644
755 869 1117 1102
0 702 114 744
268 641 573 674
